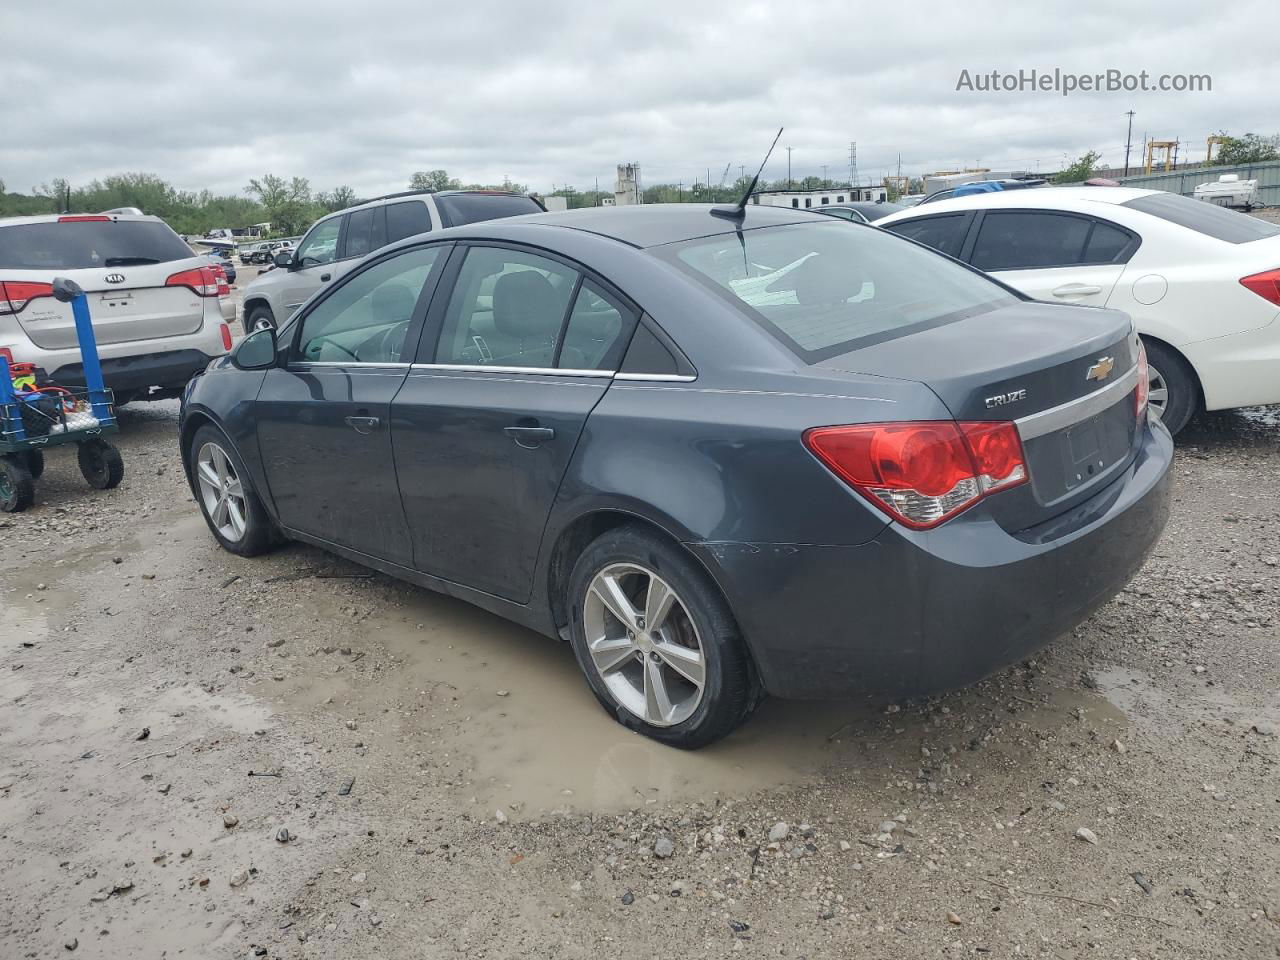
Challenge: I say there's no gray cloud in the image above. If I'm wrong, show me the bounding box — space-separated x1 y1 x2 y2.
2 0 1275 198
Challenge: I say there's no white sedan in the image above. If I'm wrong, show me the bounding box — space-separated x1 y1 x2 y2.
877 187 1280 433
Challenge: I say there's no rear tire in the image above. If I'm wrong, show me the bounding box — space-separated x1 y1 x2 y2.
0 455 35 513
566 525 760 749
189 424 276 556
244 304 275 336
1142 339 1197 436
78 439 124 490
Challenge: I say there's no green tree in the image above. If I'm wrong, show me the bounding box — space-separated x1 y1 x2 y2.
1215 133 1279 166
316 185 358 212
245 175 319 236
409 170 460 192
1054 150 1102 184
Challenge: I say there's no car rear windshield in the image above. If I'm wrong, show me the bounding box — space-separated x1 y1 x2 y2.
0 219 193 270
665 220 1017 362
1121 192 1280 244
434 194 542 227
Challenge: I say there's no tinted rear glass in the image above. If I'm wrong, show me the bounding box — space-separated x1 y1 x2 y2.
666 221 1016 363
851 202 905 221
1122 193 1280 243
434 194 541 227
0 219 193 269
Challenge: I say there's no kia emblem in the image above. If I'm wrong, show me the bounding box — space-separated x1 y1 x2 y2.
105 273 126 284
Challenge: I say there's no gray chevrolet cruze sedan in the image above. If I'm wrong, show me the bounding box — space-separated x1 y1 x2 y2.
180 203 1173 748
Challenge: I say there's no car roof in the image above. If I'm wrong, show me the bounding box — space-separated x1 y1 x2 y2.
473 203 822 249
880 186 1161 220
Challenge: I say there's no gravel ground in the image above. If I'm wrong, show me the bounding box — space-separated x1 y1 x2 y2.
2 395 1279 956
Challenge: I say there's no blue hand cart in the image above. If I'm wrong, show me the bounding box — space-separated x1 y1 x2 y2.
0 277 124 512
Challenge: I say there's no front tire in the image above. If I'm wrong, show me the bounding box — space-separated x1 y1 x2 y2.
244 304 275 336
0 455 35 512
1142 340 1197 436
189 425 276 556
567 525 760 749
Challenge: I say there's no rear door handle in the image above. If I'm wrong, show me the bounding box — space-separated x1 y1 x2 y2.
344 415 380 435
1051 283 1103 298
320 273 332 282
504 425 555 448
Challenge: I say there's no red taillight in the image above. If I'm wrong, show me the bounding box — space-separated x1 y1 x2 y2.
0 280 55 315
1135 340 1150 417
210 264 231 297
219 323 233 351
57 215 111 222
165 266 220 297
804 420 1028 530
1240 268 1280 306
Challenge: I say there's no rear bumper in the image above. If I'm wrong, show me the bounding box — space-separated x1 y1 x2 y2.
1181 317 1280 411
50 349 219 392
690 419 1174 700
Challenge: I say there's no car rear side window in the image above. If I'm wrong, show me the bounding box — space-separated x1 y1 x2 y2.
343 207 383 260
971 212 1136 270
884 213 968 257
433 247 578 368
1122 192 1280 243
667 220 1016 363
0 219 192 269
385 201 432 242
561 281 632 370
970 212 1093 270
433 194 542 227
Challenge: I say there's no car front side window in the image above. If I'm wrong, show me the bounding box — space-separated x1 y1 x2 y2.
295 246 441 364
295 218 343 268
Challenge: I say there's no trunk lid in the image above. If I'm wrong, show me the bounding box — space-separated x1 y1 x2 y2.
817 300 1141 530
0 217 208 349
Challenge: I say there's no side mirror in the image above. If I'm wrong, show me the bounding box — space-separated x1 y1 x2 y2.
274 250 294 269
231 327 278 370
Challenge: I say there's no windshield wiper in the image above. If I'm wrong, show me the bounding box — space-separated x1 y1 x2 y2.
103 256 161 266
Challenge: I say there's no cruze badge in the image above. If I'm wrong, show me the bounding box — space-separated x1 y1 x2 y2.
1086 356 1115 381
105 273 126 284
985 389 1027 409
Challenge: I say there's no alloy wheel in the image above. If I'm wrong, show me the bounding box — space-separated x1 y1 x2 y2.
1146 363 1169 420
195 441 247 542
583 563 706 727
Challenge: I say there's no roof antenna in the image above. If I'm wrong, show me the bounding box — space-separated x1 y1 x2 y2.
711 127 783 220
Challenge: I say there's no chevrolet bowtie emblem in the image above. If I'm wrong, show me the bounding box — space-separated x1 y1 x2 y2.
1086 356 1115 381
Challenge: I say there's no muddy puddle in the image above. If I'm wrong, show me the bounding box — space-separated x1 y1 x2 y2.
279 587 876 816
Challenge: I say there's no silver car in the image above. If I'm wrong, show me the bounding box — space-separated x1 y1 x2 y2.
239 190 544 333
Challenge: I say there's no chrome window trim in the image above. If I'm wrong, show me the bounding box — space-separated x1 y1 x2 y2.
614 372 698 383
409 363 614 378
288 361 411 368
1015 363 1139 440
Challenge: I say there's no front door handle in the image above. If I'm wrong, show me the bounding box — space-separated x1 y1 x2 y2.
504 425 555 448
344 415 380 435
1051 283 1103 298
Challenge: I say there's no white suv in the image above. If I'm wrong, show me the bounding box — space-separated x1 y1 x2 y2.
240 190 544 333
0 213 232 403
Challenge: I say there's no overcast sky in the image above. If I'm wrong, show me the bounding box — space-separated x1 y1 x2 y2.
3 0 1277 199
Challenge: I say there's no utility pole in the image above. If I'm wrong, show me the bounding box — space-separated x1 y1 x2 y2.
849 141 859 192
594 176 599 206
822 164 828 186
786 147 793 189
1122 110 1135 177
